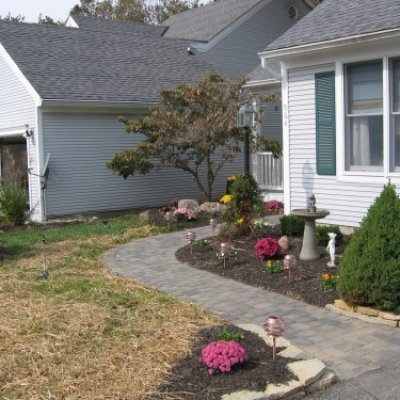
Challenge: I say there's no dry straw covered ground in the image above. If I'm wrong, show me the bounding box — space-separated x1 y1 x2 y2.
0 219 218 399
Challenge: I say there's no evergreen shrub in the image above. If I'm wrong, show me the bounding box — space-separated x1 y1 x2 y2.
280 214 305 236
337 184 400 313
316 225 343 246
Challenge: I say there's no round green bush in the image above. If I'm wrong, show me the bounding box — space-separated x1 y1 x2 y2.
280 214 305 236
316 225 343 247
337 184 400 313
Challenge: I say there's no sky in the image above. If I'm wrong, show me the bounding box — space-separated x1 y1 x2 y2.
0 0 209 24
0 0 78 23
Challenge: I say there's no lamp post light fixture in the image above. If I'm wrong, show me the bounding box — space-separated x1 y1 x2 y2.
210 218 217 239
220 242 229 269
186 231 197 255
165 211 173 229
263 316 285 361
237 102 255 176
283 254 297 284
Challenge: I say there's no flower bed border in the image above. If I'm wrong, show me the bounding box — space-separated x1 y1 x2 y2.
327 300 400 327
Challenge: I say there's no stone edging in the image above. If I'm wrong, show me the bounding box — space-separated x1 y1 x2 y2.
326 300 400 328
221 324 337 400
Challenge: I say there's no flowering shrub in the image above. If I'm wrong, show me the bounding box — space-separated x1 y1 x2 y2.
255 237 281 260
252 219 270 229
201 340 247 374
321 274 338 289
228 174 240 182
174 208 197 221
265 260 283 273
235 217 244 226
220 194 233 204
170 197 179 208
266 200 284 210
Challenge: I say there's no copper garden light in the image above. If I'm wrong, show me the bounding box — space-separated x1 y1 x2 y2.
186 231 197 255
284 255 297 284
165 211 173 229
263 316 285 361
220 242 229 269
210 218 217 239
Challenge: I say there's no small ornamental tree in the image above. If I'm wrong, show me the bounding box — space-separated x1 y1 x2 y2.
337 184 400 313
107 73 280 201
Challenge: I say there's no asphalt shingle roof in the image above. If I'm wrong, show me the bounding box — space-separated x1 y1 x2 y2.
266 0 400 52
70 15 167 36
162 0 264 42
249 60 281 82
0 21 216 104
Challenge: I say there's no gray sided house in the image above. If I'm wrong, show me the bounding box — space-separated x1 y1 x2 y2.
0 21 240 222
162 0 314 197
259 0 400 227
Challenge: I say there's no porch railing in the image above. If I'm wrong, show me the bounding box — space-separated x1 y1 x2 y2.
253 151 283 191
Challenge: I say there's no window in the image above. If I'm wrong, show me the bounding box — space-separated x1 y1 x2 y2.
345 61 383 171
392 58 400 171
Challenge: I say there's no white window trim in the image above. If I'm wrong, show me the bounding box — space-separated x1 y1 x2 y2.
336 56 400 184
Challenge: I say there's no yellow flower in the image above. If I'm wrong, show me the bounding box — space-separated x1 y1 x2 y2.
235 218 244 226
322 274 330 281
228 174 240 181
266 260 272 269
220 194 233 204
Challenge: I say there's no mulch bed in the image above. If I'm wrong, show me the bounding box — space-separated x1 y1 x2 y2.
176 227 346 308
148 324 297 400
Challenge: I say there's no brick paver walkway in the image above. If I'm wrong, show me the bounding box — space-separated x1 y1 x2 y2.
104 225 400 380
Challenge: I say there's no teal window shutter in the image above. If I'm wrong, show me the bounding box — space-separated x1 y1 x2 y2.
315 71 336 175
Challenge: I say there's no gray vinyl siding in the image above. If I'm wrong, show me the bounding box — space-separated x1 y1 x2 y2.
42 112 242 217
203 0 309 78
260 102 282 144
0 53 41 221
287 64 384 228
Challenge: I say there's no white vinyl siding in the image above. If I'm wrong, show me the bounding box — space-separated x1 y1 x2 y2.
42 112 242 218
287 64 384 227
0 53 41 221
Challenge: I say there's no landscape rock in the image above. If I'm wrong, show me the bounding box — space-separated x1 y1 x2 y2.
288 359 326 386
278 236 289 251
334 299 354 311
265 380 304 400
221 390 268 400
138 210 152 222
197 201 225 214
278 344 307 360
357 306 380 317
305 371 337 394
378 311 400 321
178 199 199 209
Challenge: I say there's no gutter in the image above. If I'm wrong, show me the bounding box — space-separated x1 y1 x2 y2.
244 78 281 88
258 28 400 60
40 99 156 110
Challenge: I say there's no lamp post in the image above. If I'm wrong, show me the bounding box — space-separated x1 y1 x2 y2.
237 103 254 176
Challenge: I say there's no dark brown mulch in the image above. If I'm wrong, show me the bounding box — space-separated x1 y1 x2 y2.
148 324 297 400
176 228 346 308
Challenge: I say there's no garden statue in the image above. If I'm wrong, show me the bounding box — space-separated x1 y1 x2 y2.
326 232 336 267
307 194 317 212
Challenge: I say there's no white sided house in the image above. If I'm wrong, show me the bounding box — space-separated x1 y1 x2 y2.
0 21 240 222
259 0 400 228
